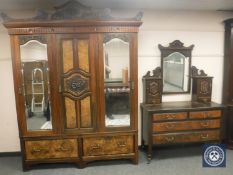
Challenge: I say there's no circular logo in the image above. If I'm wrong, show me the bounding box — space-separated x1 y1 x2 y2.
204 146 225 167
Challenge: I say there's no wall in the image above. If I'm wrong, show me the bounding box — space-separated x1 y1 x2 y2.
0 9 233 152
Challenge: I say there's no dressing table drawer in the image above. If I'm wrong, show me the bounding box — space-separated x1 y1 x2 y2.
153 112 187 121
189 110 221 119
153 130 220 145
153 119 221 132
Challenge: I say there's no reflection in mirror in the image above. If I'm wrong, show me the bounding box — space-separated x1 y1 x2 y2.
163 52 189 92
20 37 52 131
103 35 130 127
159 40 194 94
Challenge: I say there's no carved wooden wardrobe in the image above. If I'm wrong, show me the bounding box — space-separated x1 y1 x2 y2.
2 1 142 170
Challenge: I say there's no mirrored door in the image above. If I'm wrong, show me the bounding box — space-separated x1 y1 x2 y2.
19 35 53 131
103 33 131 128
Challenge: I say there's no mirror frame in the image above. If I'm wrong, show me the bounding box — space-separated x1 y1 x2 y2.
158 40 194 94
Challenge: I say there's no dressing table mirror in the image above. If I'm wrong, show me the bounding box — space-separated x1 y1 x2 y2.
159 40 194 94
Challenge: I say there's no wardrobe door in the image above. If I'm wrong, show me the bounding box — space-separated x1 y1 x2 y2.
57 34 97 133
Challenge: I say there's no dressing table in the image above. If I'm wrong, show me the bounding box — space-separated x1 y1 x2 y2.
141 40 225 162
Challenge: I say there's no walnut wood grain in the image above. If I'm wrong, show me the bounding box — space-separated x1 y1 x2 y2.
62 40 74 73
65 97 77 129
83 135 134 157
153 130 220 145
80 96 92 128
153 112 187 121
77 39 89 73
153 119 221 132
189 110 221 119
25 139 78 160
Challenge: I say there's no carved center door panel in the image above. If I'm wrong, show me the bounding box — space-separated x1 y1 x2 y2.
58 34 97 133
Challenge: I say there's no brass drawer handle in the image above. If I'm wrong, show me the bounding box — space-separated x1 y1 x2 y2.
90 144 102 151
31 148 49 154
165 123 175 129
165 114 175 120
165 136 175 142
200 121 209 128
117 141 127 147
200 134 209 139
56 146 71 152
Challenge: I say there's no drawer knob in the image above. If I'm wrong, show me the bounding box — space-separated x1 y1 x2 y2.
200 121 209 128
56 146 71 152
165 136 175 142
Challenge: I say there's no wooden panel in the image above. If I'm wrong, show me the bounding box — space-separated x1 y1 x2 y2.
153 130 220 145
62 40 73 73
65 97 77 128
83 135 134 156
153 112 187 121
77 40 89 72
25 139 78 160
153 119 221 132
189 110 221 119
80 96 92 128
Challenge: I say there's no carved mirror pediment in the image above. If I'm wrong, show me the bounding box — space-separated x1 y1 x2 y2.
159 40 194 94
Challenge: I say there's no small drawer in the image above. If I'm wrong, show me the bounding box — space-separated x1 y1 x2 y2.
83 135 134 157
189 110 221 119
153 112 187 121
152 119 221 132
153 130 220 145
25 139 78 160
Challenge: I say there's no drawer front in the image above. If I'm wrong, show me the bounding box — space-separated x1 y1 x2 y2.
153 130 220 145
189 110 221 119
153 119 221 132
153 112 187 121
25 139 78 160
83 135 134 156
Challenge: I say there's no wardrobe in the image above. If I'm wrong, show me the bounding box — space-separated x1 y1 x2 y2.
223 18 233 148
2 1 142 170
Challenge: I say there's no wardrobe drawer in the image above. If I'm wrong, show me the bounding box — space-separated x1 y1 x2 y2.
153 130 220 145
153 112 187 121
153 119 221 132
25 139 78 160
83 135 134 156
189 110 221 119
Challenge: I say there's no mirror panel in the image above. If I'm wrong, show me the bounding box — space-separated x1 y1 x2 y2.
103 34 130 127
163 52 189 92
159 40 194 94
20 36 52 131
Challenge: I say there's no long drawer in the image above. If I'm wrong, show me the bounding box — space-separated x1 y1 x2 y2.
153 130 220 145
153 112 187 121
189 110 221 119
153 119 220 132
83 135 134 157
25 139 78 160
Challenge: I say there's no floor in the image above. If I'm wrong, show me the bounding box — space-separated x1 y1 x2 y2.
0 145 232 175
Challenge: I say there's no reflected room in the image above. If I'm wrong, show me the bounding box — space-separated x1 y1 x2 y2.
20 36 52 131
103 34 131 127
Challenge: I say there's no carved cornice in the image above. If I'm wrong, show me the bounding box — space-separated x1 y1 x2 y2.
103 33 130 43
191 66 208 77
1 0 143 23
143 67 162 79
19 35 47 45
158 40 194 50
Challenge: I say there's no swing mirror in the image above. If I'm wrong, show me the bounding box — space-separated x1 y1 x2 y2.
159 40 194 94
19 36 53 131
